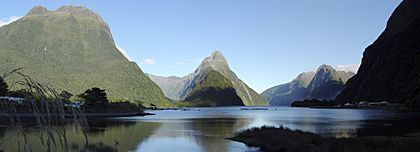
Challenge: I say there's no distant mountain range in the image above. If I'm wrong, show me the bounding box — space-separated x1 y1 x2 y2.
145 74 189 101
147 51 267 106
0 6 172 107
336 0 420 110
5 1 417 109
262 65 355 106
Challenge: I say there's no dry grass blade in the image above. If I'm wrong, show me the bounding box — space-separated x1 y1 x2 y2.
0 68 90 152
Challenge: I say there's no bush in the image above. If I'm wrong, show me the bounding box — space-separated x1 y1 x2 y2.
0 76 8 96
59 90 73 101
80 87 109 110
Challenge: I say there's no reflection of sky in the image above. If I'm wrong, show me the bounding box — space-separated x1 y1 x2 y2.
135 137 203 152
132 116 255 152
119 107 397 151
0 107 410 152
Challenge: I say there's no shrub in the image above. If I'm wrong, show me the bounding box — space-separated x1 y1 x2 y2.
0 76 8 96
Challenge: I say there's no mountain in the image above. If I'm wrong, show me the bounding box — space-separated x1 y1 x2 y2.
262 72 315 106
0 6 171 107
148 51 267 106
336 0 420 109
146 74 189 101
262 64 354 106
306 65 355 100
184 70 244 106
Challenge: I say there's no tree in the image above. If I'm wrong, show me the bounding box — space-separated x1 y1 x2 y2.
59 90 73 101
0 77 8 96
80 87 109 109
150 103 157 110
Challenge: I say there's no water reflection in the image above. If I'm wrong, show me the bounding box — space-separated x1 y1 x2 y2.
1 107 419 152
0 119 161 152
135 117 254 152
185 118 250 152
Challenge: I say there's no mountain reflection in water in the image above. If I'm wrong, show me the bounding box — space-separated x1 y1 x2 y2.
1 107 420 152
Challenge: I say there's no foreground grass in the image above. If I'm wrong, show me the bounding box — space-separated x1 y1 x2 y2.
228 126 420 152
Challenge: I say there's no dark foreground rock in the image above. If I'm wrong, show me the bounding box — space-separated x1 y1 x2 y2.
229 126 420 152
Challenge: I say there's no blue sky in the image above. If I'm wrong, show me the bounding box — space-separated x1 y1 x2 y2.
0 0 402 93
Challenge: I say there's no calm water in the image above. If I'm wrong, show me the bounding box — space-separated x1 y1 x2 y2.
1 106 420 152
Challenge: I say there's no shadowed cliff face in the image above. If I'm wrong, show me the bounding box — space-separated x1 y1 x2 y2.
336 0 420 109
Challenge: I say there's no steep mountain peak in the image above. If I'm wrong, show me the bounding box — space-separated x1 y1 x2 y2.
23 5 113 46
313 64 339 81
171 49 267 106
317 64 335 72
210 50 224 58
1 5 171 107
27 6 49 16
200 50 230 71
208 50 228 63
56 5 101 19
263 65 355 106
296 71 315 80
26 5 106 24
294 71 315 88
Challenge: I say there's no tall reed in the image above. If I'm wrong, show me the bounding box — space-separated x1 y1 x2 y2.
0 68 89 152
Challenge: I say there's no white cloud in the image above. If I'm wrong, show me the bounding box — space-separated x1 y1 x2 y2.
142 58 155 65
175 61 185 65
336 64 360 73
115 44 132 61
0 16 22 28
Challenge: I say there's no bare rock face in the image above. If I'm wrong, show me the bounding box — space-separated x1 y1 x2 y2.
336 0 420 109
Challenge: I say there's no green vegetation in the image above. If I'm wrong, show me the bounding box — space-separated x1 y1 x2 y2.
203 51 267 106
75 142 117 152
0 76 8 96
59 90 73 101
0 69 89 152
291 99 338 107
146 74 189 101
213 69 267 106
183 70 244 107
80 87 109 110
0 6 172 107
174 51 267 106
75 87 145 113
229 126 420 152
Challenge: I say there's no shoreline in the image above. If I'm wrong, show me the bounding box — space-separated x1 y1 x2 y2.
308 105 400 110
0 112 155 119
228 126 420 152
